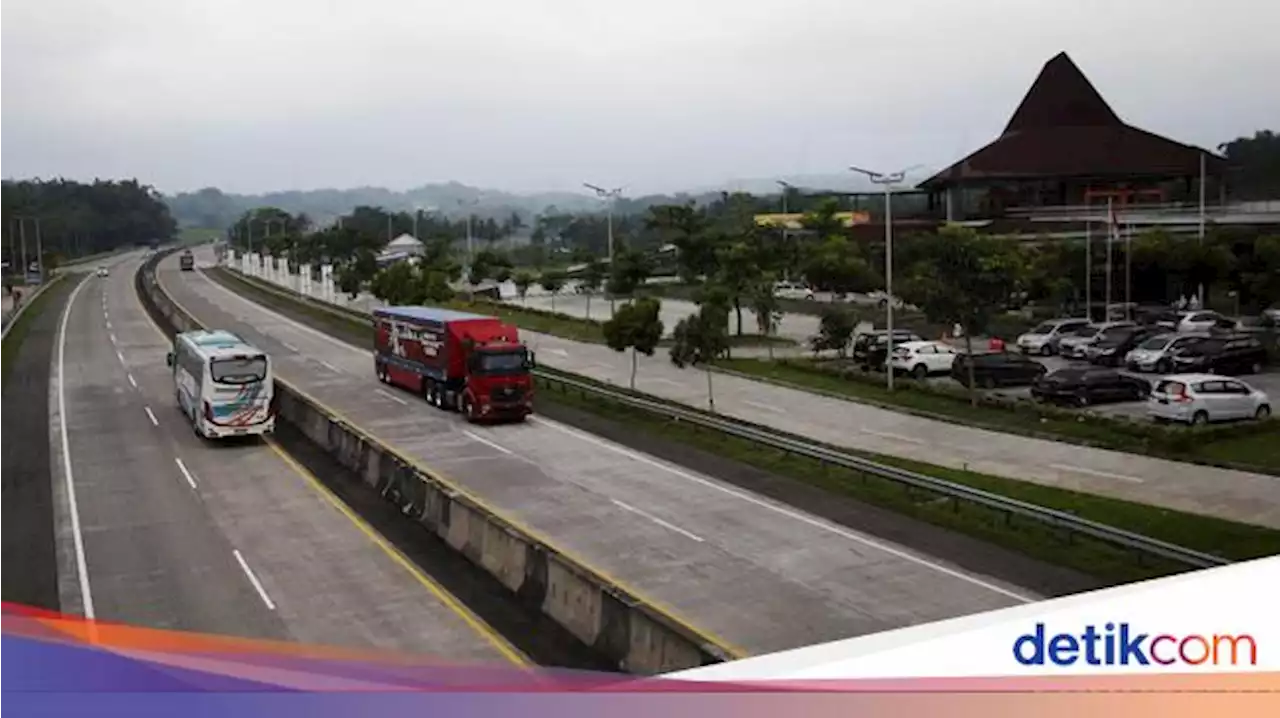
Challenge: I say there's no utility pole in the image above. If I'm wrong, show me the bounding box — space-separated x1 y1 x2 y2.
850 165 917 391
584 182 623 313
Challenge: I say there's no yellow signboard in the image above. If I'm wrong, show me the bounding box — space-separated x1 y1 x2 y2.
753 211 871 229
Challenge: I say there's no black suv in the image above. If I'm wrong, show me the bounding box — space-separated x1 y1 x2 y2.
1169 334 1269 375
951 352 1047 389
1031 367 1149 406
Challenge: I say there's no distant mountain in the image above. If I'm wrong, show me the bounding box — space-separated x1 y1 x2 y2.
163 172 923 230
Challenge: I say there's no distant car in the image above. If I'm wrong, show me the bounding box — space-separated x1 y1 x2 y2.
1057 321 1136 359
1016 318 1092 356
950 351 1047 389
773 282 814 301
1124 333 1209 373
1085 325 1161 366
1148 374 1271 425
1031 367 1150 407
1168 334 1269 375
888 340 959 379
95 266 109 277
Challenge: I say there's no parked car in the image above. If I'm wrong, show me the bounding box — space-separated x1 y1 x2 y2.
774 282 814 301
1148 374 1271 425
852 329 924 370
1031 367 1150 407
1168 334 1269 375
1015 318 1091 356
888 340 959 379
1174 310 1235 333
1085 325 1161 366
1057 321 1136 359
1124 333 1210 373
950 351 1047 389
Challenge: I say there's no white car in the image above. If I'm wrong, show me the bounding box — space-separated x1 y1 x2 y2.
1147 374 1271 425
1016 318 1091 356
1174 310 1232 333
773 282 814 301
95 266 109 277
1124 333 1208 373
888 340 959 379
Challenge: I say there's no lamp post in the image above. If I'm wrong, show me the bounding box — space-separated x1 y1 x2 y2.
849 165 915 391
584 182 623 313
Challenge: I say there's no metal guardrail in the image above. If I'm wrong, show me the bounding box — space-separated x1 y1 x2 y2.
218 267 1232 571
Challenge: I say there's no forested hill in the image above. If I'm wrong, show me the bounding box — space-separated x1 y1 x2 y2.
1 179 177 266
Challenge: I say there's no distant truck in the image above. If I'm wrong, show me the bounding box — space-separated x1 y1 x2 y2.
179 250 195 271
373 306 535 423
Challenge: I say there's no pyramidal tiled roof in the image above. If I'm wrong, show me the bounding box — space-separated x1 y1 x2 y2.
919 52 1222 189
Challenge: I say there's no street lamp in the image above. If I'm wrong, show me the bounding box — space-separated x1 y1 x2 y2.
584 182 623 313
849 164 918 391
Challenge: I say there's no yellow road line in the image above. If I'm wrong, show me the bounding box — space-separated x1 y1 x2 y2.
144 257 529 666
167 257 749 661
264 438 530 667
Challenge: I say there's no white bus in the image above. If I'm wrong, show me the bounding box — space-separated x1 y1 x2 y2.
167 330 275 439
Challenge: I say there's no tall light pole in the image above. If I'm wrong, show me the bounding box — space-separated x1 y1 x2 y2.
850 165 913 391
584 182 623 313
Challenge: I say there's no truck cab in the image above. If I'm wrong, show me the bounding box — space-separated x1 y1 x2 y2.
461 342 535 422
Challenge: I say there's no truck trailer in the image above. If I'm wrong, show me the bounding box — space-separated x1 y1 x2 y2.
372 306 534 423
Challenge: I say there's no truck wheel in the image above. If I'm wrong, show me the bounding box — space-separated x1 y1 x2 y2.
461 397 476 423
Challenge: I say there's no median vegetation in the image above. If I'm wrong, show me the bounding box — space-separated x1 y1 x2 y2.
206 265 1280 585
2 276 69 387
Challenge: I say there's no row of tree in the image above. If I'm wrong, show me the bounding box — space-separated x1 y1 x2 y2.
2 179 178 273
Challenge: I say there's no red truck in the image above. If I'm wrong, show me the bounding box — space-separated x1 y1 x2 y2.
372 306 535 423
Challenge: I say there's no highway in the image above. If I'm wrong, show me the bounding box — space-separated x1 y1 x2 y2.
47 254 521 663
245 263 1280 529
163 249 1040 656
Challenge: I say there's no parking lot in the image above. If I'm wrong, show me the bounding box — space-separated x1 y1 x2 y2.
923 350 1280 421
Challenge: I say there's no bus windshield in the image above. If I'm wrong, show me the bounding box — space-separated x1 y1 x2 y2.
211 356 268 384
476 350 529 374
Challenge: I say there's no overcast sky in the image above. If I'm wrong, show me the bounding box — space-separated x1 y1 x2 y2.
3 0 1277 197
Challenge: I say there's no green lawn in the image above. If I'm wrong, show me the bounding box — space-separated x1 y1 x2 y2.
2 276 69 387
204 268 1280 583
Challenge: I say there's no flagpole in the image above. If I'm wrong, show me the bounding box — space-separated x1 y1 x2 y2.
1197 152 1206 306
1124 220 1132 320
1084 199 1092 321
1105 197 1113 318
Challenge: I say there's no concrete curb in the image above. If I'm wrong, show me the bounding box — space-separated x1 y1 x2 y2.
141 255 738 674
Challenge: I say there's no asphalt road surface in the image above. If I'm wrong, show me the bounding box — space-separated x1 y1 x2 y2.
163 250 1039 656
46 256 520 664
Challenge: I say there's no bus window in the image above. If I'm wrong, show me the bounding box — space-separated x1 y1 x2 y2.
210 356 268 385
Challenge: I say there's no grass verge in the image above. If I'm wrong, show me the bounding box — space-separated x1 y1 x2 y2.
715 357 1279 476
2 276 69 387
208 266 1280 584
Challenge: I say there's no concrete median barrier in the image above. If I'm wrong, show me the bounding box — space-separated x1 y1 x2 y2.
137 251 732 675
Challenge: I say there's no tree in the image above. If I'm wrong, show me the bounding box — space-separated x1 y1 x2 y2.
606 245 654 298
580 258 606 319
898 225 1023 404
811 305 858 358
1218 130 1280 199
371 261 417 305
540 270 566 312
748 277 783 359
646 203 714 283
669 298 730 411
801 235 879 297
602 297 665 389
335 263 364 300
513 270 535 304
1237 234 1280 309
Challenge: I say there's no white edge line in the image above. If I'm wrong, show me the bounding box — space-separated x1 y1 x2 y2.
317 359 342 373
232 549 276 610
115 350 125 363
144 406 159 427
197 263 1030 600
57 276 96 619
860 428 927 446
463 430 513 455
174 457 198 489
280 341 299 352
375 388 408 405
612 499 704 542
127 373 138 388
533 416 1034 603
743 399 787 414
